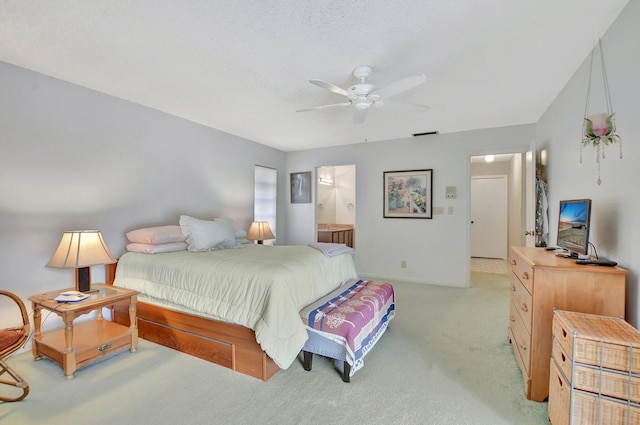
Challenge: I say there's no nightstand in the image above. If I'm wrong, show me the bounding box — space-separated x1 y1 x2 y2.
29 284 138 379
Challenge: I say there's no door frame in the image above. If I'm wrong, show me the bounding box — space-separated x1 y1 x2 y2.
467 147 534 285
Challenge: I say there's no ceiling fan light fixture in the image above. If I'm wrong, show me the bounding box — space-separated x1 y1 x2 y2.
354 98 372 110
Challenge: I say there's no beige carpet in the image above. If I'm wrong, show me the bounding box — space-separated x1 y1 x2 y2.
1 273 550 425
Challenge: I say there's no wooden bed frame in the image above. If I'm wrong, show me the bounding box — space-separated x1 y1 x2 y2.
105 263 280 381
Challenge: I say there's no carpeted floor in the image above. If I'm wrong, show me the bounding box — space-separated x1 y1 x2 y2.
1 273 550 425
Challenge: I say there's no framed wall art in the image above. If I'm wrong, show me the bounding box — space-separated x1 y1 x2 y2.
384 169 433 218
290 171 312 203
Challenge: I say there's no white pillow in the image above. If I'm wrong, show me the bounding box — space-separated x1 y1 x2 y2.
179 215 238 252
126 242 187 254
126 225 185 244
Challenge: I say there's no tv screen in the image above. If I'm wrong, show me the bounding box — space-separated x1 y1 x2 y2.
557 199 592 255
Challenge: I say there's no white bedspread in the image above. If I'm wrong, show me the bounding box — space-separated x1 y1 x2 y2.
113 244 358 369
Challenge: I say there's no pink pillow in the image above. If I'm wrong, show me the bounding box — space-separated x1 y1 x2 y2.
126 225 186 244
126 242 187 254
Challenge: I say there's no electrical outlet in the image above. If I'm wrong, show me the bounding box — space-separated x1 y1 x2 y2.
401 260 406 268
433 207 444 214
448 206 454 215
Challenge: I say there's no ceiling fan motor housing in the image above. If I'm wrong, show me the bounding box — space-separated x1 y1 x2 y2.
349 80 376 110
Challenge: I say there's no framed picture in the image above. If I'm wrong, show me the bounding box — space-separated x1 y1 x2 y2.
384 169 433 218
290 171 312 203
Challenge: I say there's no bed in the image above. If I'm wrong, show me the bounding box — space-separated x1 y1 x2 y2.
107 244 357 380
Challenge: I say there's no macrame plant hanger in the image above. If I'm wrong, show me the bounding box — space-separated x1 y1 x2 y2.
581 38 622 185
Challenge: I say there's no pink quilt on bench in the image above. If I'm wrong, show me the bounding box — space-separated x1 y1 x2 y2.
299 279 395 375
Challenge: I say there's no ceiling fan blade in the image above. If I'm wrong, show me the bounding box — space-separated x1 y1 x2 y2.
310 79 352 97
353 108 368 124
296 102 351 112
377 99 430 111
370 74 427 99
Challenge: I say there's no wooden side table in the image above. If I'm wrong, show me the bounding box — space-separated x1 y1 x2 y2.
29 284 138 379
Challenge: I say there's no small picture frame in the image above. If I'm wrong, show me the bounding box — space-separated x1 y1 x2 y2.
290 171 312 203
384 169 433 218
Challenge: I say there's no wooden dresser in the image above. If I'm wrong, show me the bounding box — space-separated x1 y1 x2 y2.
508 246 628 402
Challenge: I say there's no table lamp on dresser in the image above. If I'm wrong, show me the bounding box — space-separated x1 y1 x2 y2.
46 230 117 292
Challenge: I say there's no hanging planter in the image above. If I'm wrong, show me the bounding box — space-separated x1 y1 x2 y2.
580 38 622 185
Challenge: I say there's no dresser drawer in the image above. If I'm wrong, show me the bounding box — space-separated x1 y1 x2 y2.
510 300 531 375
510 274 532 333
510 251 533 294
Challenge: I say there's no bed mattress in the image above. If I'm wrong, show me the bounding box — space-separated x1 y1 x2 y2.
113 244 358 368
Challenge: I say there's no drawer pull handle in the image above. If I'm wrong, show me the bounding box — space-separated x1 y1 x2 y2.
510 285 516 292
520 303 528 312
561 352 566 363
511 259 516 266
519 341 527 350
98 343 112 352
510 315 516 323
521 272 529 280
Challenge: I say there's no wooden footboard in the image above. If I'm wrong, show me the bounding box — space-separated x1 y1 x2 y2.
105 263 280 381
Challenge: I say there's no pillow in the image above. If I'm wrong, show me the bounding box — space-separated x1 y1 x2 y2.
179 215 238 252
126 242 188 254
126 225 185 244
234 229 250 244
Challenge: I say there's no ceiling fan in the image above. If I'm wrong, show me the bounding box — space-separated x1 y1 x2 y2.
297 65 429 124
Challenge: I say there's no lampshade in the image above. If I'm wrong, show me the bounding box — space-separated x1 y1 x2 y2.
47 230 116 292
246 221 275 244
47 230 117 268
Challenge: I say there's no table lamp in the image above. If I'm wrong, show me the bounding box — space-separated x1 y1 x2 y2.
46 230 117 292
246 221 275 244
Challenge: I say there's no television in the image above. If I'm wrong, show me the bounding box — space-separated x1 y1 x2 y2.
556 199 592 256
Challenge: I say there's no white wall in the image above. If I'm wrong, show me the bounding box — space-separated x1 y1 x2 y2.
334 165 356 225
285 125 535 287
0 61 287 311
536 0 640 325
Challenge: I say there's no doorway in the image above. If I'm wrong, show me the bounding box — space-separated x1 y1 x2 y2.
469 152 526 276
316 164 356 248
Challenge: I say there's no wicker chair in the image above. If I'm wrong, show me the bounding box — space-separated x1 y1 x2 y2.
0 290 30 402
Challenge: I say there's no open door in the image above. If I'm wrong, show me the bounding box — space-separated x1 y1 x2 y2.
524 140 537 247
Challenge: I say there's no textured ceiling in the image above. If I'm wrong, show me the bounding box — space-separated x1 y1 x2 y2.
0 1 629 151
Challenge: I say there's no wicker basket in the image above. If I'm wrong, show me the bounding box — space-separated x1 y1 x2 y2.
549 360 640 425
553 338 640 403
553 310 640 374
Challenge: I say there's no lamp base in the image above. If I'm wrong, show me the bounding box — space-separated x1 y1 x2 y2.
75 267 91 292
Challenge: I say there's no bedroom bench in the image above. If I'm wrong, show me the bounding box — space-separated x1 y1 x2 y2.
299 279 395 382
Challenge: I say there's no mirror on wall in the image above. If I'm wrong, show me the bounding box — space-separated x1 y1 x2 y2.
316 164 356 248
